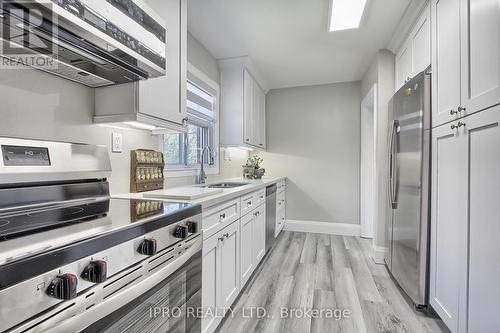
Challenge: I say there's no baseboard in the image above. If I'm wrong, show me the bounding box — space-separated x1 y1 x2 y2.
372 245 386 264
284 220 361 237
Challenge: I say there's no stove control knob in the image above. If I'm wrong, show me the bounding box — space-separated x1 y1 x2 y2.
138 238 157 256
46 273 78 300
81 260 107 283
174 225 188 239
186 221 198 233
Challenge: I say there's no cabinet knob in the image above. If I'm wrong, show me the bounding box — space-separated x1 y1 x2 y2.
182 117 188 125
223 233 229 239
451 121 466 130
458 106 466 113
450 109 458 115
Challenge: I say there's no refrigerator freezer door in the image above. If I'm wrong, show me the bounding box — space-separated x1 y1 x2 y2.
389 72 431 306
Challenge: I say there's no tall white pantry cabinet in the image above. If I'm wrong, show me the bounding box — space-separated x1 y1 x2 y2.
430 0 500 332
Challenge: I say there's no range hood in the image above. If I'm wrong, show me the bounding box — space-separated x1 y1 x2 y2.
0 0 167 87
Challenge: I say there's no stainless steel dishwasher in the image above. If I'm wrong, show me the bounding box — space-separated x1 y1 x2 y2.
266 184 277 252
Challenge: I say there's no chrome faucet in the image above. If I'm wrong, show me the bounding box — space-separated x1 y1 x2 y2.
196 145 215 184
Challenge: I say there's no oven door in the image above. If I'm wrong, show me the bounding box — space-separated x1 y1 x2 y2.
49 237 202 333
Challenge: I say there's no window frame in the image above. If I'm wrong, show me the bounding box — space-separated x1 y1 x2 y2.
164 63 220 178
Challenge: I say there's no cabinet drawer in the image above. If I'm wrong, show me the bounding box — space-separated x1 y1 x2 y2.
277 180 286 193
277 191 286 210
203 198 240 238
241 191 259 216
255 189 266 206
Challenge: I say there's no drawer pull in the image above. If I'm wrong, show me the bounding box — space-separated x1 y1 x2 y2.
220 213 226 220
246 201 252 207
223 233 229 239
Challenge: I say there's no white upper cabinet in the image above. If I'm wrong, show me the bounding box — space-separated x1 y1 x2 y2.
432 0 462 127
432 0 500 127
395 3 431 91
219 57 267 150
461 0 500 114
94 0 187 131
395 42 412 90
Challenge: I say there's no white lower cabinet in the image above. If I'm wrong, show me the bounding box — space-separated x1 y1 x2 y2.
253 204 266 264
239 212 255 287
430 106 500 332
202 188 272 333
202 221 240 333
240 203 266 288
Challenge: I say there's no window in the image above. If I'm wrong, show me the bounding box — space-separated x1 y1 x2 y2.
164 66 219 175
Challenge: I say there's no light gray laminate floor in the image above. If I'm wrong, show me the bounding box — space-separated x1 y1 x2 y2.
217 232 449 333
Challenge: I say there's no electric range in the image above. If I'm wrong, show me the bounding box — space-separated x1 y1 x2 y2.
0 137 202 333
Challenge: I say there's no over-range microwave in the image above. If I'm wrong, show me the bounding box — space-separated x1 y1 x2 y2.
0 0 167 87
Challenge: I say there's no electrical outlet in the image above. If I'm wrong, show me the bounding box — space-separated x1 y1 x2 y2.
223 149 232 161
112 132 123 153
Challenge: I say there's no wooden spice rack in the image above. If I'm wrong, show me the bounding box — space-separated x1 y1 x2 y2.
130 149 165 193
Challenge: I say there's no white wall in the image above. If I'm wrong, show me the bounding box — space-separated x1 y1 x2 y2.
0 68 159 195
259 82 361 224
187 32 220 84
361 49 395 249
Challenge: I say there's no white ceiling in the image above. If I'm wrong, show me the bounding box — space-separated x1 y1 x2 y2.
187 0 411 90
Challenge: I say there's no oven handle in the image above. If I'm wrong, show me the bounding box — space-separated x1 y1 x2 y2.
40 236 202 333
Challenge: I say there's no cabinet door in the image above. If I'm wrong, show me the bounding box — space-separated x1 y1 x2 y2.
240 213 254 287
259 87 267 149
218 221 240 309
253 205 266 264
243 69 255 146
138 0 187 126
252 82 266 149
466 107 500 332
430 122 468 333
431 0 462 127
202 233 220 333
410 4 431 76
395 42 412 91
461 0 500 114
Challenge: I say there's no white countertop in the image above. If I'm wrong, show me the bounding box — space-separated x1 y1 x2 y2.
114 176 286 209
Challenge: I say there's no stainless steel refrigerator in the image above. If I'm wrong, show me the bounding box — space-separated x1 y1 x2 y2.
385 69 431 309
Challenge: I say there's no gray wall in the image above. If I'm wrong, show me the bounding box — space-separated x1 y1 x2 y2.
259 82 361 224
187 32 220 83
0 32 239 194
361 49 395 248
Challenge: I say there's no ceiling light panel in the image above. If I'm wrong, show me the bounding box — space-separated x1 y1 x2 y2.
329 0 368 32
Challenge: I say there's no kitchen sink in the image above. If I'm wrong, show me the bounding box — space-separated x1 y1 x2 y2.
205 182 249 189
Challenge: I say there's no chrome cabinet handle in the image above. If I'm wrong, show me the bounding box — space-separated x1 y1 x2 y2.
451 121 466 130
218 237 225 242
220 213 226 220
224 233 229 239
247 201 252 207
451 106 466 115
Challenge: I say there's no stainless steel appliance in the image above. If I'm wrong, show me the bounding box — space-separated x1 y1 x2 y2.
0 137 202 333
0 0 166 87
385 70 431 309
265 184 277 252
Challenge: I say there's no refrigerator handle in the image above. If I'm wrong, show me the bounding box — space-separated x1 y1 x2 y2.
388 120 398 209
392 120 400 208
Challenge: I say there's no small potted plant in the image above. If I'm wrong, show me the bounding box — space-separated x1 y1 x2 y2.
243 156 265 180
